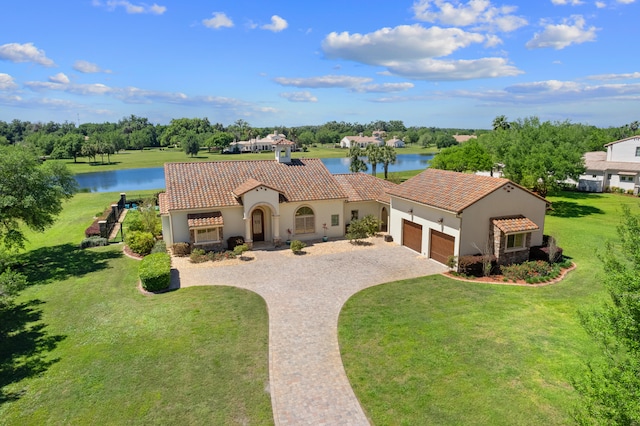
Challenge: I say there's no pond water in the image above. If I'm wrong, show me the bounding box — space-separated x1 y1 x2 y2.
74 153 434 193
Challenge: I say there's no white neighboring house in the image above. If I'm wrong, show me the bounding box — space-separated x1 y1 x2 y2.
578 136 640 194
385 137 405 148
387 168 548 266
340 133 384 149
227 131 291 153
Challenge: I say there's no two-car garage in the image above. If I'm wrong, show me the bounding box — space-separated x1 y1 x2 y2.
402 219 455 265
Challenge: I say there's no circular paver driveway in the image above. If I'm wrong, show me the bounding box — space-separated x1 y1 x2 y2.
173 239 447 425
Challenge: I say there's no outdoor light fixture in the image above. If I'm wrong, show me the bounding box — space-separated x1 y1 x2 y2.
437 217 444 224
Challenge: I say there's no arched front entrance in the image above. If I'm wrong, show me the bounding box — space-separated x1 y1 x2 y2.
380 206 388 232
252 209 265 242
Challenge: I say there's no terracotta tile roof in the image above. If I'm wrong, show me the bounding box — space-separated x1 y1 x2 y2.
187 211 223 228
232 178 282 197
387 168 541 213
333 173 398 204
163 159 346 211
274 139 295 146
492 215 539 233
344 135 382 144
158 192 168 215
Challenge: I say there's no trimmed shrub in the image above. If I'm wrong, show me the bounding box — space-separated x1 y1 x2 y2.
227 236 245 251
172 242 191 257
84 221 101 238
457 254 497 277
233 243 249 259
125 231 155 256
150 240 167 254
290 240 306 254
500 260 554 282
139 252 171 291
80 236 109 249
530 245 564 263
190 248 208 263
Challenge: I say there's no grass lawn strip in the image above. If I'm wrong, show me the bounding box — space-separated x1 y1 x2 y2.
338 191 637 425
0 192 273 425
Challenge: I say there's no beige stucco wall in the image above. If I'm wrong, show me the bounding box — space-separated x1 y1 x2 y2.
343 201 387 227
169 206 245 246
459 187 546 256
279 199 345 241
389 196 461 257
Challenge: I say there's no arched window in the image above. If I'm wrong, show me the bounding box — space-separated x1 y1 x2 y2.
295 206 315 234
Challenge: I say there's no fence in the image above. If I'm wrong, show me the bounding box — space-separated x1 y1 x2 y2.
98 193 126 239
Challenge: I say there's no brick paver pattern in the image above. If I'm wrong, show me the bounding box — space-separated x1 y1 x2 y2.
174 239 447 425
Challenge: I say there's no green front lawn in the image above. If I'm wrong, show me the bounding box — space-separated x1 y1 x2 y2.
338 191 636 424
0 193 273 424
51 145 436 174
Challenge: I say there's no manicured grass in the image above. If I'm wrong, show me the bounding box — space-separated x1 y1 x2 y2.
338 191 638 425
0 192 273 424
51 145 436 174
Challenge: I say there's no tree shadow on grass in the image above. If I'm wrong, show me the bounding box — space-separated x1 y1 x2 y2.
16 243 123 286
547 201 605 218
0 299 65 404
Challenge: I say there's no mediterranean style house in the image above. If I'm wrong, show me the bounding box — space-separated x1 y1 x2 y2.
578 136 640 194
159 146 548 266
387 169 548 265
339 134 384 149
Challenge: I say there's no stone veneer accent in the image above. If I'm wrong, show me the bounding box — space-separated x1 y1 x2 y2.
491 222 531 265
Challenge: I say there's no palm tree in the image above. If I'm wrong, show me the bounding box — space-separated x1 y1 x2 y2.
492 115 511 131
349 146 367 173
380 145 397 180
365 144 382 175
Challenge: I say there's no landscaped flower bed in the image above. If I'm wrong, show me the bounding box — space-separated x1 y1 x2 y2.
448 258 574 285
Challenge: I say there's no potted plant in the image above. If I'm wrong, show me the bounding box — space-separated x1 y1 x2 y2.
286 228 292 245
322 223 328 242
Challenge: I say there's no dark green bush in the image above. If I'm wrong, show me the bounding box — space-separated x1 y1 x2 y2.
80 236 109 249
172 242 191 257
0 268 27 303
150 240 167 254
139 252 171 291
125 231 155 256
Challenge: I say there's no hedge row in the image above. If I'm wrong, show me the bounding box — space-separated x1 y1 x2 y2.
139 252 171 292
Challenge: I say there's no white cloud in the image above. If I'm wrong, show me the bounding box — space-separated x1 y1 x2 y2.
93 0 166 15
452 79 640 105
587 71 640 80
280 91 318 102
261 15 288 32
412 0 527 32
385 57 522 80
0 42 55 67
322 24 485 64
73 60 112 74
526 15 597 49
49 73 70 84
617 0 635 4
595 1 606 7
352 82 415 93
0 73 18 91
551 0 584 5
273 75 373 88
203 12 234 29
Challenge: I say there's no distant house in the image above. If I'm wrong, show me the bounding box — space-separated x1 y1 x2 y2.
340 133 384 149
159 144 396 250
387 169 547 265
385 137 405 148
452 134 477 143
227 131 293 153
578 136 640 194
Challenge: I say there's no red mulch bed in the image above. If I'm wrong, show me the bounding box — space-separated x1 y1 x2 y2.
443 262 576 286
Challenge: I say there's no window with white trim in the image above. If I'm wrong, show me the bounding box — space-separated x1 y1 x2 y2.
295 206 315 234
620 175 634 182
195 227 221 244
506 233 525 250
331 214 339 227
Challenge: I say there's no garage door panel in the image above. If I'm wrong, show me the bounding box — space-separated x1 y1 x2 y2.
402 220 422 253
430 230 455 264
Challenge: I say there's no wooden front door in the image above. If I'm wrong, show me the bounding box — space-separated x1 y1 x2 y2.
402 219 422 253
252 209 264 242
430 229 455 265
381 207 388 232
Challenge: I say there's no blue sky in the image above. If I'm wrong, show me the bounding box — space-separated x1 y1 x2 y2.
1 0 639 129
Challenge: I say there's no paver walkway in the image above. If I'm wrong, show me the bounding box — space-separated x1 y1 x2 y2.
173 239 447 425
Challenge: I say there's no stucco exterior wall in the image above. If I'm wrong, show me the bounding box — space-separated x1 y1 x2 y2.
605 171 637 193
279 199 346 241
607 137 640 162
459 186 546 257
344 201 386 226
169 206 244 246
161 215 172 245
389 196 460 256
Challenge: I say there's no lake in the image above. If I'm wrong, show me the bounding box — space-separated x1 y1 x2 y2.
75 153 434 192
